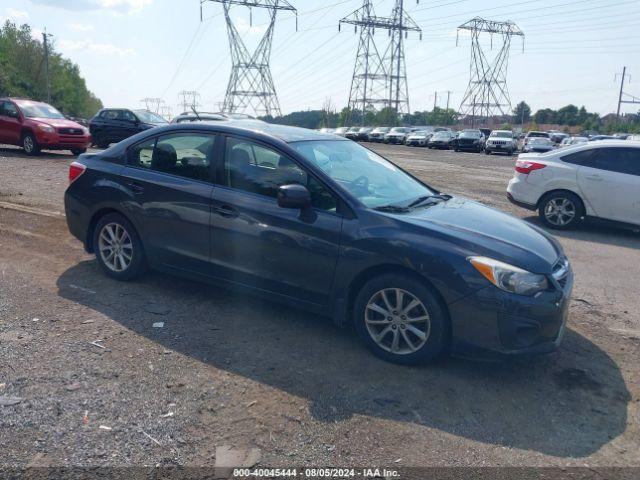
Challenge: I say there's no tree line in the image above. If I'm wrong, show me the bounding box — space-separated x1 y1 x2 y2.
0 21 102 119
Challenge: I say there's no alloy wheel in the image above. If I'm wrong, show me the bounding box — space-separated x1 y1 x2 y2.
98 222 133 272
544 198 576 227
23 136 34 153
365 288 431 355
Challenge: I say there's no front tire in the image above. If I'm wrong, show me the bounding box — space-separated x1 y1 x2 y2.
538 191 584 230
22 132 40 155
93 213 146 280
354 273 448 365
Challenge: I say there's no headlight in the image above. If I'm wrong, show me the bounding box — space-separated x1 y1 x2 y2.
36 124 55 133
469 256 548 296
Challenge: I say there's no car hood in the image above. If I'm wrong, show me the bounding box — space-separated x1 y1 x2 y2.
31 117 85 129
398 197 561 272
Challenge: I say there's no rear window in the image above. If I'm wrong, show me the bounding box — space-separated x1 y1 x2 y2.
527 132 549 138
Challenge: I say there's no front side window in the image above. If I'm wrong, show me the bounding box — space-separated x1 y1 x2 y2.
122 110 137 122
589 148 640 176
290 140 434 209
128 133 215 182
224 137 337 212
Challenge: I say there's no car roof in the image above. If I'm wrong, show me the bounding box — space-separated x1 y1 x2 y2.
145 120 348 143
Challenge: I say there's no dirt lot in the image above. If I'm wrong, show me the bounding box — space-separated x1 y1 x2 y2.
0 143 639 473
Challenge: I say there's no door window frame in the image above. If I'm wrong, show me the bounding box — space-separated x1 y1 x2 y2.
216 133 347 217
124 130 221 185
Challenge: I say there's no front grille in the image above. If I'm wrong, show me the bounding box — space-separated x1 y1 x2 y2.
58 128 84 135
490 140 508 146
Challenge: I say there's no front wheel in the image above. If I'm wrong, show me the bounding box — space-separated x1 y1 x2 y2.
354 273 448 365
22 133 40 155
93 213 146 280
538 192 584 230
71 148 87 156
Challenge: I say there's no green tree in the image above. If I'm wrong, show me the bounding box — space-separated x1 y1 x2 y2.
0 20 102 118
513 101 531 124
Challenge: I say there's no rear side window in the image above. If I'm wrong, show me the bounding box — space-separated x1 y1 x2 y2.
561 149 596 166
1 101 19 118
101 110 121 120
589 148 640 176
127 133 216 182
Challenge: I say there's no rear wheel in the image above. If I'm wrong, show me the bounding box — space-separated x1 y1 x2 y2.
354 273 448 365
71 148 87 156
485 149 491 155
93 213 146 280
538 191 584 230
22 132 40 155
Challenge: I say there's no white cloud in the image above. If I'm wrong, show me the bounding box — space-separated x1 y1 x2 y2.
67 23 95 32
57 39 135 56
1 7 30 23
29 0 153 15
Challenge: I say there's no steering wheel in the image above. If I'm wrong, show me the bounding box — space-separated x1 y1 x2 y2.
351 175 370 193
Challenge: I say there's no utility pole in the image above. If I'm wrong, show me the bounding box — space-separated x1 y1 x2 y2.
340 0 421 124
615 67 640 118
433 91 438 110
457 17 524 124
445 90 452 110
201 0 297 117
42 29 53 103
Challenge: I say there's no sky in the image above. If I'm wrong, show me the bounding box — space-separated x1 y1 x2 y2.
2 0 640 118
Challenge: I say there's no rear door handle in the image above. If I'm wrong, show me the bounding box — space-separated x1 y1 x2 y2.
213 205 239 218
585 175 603 182
127 182 144 194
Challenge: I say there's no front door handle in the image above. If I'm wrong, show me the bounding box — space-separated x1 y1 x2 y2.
213 205 239 218
127 182 144 194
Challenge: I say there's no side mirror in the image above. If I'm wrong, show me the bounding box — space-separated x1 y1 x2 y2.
278 184 311 210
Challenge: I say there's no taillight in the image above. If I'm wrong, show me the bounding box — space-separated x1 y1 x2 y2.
69 161 86 183
515 160 546 175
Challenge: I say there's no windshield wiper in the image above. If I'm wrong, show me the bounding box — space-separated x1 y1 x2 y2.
373 204 411 213
406 194 451 209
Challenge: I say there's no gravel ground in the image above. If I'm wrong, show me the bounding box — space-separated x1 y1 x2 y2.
0 142 639 474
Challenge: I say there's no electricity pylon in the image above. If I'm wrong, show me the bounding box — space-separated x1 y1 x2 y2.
177 90 201 113
457 17 524 124
140 97 165 113
340 0 421 124
201 0 297 117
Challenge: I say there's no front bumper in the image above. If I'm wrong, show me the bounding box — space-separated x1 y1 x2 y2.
448 268 573 359
36 131 92 150
406 139 426 146
486 143 513 152
385 136 405 144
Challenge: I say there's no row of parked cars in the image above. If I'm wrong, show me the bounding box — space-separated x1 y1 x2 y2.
321 126 521 155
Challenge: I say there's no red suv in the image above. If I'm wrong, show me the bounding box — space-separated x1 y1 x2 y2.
0 98 91 155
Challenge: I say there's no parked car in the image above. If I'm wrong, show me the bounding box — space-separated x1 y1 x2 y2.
561 136 589 148
65 121 572 364
485 130 517 155
0 97 91 155
318 128 335 134
333 127 350 137
427 131 454 149
549 132 569 144
89 108 168 149
523 137 555 153
479 128 492 139
356 127 373 141
367 127 390 142
171 112 227 123
507 141 640 230
627 135 640 141
344 127 361 140
384 127 411 144
613 133 630 140
523 131 551 149
405 130 431 147
589 135 617 142
451 129 485 152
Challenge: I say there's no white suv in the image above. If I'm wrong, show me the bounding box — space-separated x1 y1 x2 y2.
507 141 640 229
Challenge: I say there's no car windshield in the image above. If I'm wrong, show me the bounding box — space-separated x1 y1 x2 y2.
134 110 168 124
411 131 428 138
390 127 409 133
433 132 449 139
490 131 512 138
373 127 389 133
17 102 65 119
530 138 551 144
528 132 548 138
290 140 434 208
460 130 481 138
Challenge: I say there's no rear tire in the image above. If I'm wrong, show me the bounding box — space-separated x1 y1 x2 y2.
71 148 87 156
538 191 584 230
22 132 40 155
93 213 146 280
353 273 448 365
